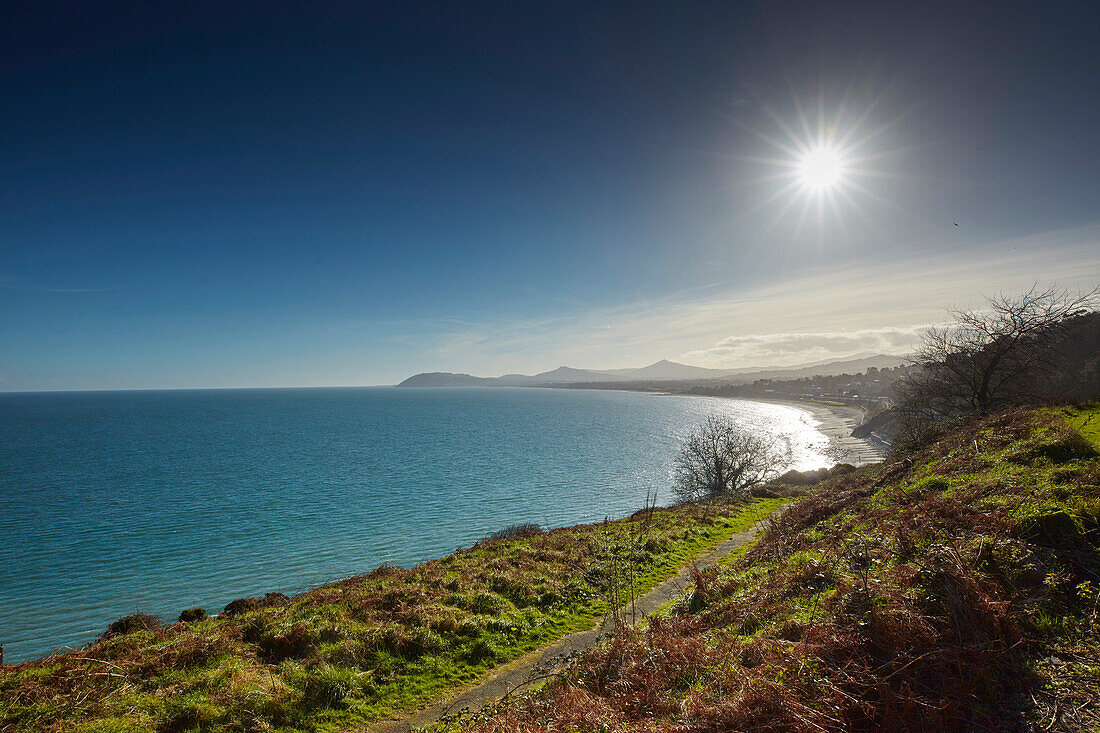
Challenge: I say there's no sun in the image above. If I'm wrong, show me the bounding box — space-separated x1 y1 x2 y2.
723 79 907 243
798 146 844 189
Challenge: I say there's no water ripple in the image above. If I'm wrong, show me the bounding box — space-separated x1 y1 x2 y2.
0 387 834 663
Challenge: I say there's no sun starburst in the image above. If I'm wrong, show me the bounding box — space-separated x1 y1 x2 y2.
723 77 912 245
798 146 845 189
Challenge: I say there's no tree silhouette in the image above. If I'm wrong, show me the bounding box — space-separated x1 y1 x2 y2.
896 284 1098 420
674 416 788 502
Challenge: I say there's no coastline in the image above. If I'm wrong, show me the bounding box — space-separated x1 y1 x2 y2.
775 398 888 466
668 390 888 466
3 387 878 666
550 385 889 466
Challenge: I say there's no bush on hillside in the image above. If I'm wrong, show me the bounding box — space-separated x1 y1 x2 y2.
103 613 161 638
177 607 207 623
222 592 289 617
479 522 542 545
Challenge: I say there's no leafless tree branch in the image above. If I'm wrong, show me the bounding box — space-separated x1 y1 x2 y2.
674 416 790 502
895 283 1099 423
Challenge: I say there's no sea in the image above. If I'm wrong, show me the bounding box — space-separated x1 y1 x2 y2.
0 386 835 664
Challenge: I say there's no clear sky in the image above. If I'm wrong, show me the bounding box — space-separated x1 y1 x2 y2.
2 1 1099 390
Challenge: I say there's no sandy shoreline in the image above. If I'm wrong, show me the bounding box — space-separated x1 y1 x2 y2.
552 386 889 467
773 398 888 466
681 392 888 467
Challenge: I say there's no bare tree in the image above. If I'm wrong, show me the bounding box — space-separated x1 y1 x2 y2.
896 284 1098 421
674 416 789 503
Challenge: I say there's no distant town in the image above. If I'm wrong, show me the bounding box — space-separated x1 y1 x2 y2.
682 364 915 411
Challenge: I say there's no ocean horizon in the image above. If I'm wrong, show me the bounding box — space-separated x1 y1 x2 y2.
1 386 836 663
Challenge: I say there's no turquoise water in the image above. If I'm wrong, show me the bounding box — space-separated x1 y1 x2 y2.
0 387 833 663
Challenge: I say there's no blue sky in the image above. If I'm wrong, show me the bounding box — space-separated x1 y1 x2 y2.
2 1 1099 390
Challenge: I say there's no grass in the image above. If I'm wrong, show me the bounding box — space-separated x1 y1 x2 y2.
452 406 1100 732
0 498 784 732
1061 404 1100 450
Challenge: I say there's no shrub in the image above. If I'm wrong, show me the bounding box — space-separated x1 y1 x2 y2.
222 597 263 617
1015 507 1084 546
911 476 950 494
222 592 290 617
470 591 508 614
302 665 360 708
177 607 207 624
325 638 373 668
774 468 829 486
367 563 403 579
259 622 318 663
1007 425 1097 464
480 522 543 544
408 626 445 656
464 637 501 663
240 615 275 643
103 612 161 638
160 693 220 732
489 574 537 606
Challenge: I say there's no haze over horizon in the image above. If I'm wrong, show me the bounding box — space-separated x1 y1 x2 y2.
3 2 1100 391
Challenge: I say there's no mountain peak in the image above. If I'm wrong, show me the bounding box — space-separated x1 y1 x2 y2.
397 353 907 388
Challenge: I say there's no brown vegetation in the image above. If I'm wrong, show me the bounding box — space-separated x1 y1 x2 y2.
461 408 1100 732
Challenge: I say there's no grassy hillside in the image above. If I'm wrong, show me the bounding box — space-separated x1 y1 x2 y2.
0 498 784 732
454 407 1100 732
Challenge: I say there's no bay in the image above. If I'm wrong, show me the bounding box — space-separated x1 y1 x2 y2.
0 386 833 663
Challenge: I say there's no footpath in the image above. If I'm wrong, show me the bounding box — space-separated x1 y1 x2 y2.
365 509 781 732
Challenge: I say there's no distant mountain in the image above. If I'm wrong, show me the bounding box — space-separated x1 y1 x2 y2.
553 354 909 388
396 354 907 388
530 366 622 383
396 366 620 388
602 359 736 381
395 372 498 388
745 354 907 381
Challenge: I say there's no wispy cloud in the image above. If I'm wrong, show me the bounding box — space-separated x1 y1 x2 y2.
415 224 1100 376
681 325 932 367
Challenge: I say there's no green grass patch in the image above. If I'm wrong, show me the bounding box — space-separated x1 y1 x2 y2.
1060 404 1100 450
0 498 783 732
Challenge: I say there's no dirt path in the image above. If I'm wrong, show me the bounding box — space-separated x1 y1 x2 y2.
364 510 778 732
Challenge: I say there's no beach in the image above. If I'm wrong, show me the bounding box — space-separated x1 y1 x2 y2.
685 393 887 466
791 400 888 466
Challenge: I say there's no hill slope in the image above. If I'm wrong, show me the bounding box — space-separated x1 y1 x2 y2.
451 406 1100 732
0 498 785 732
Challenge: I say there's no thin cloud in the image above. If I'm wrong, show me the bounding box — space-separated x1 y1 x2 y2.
415 225 1100 376
681 325 933 367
